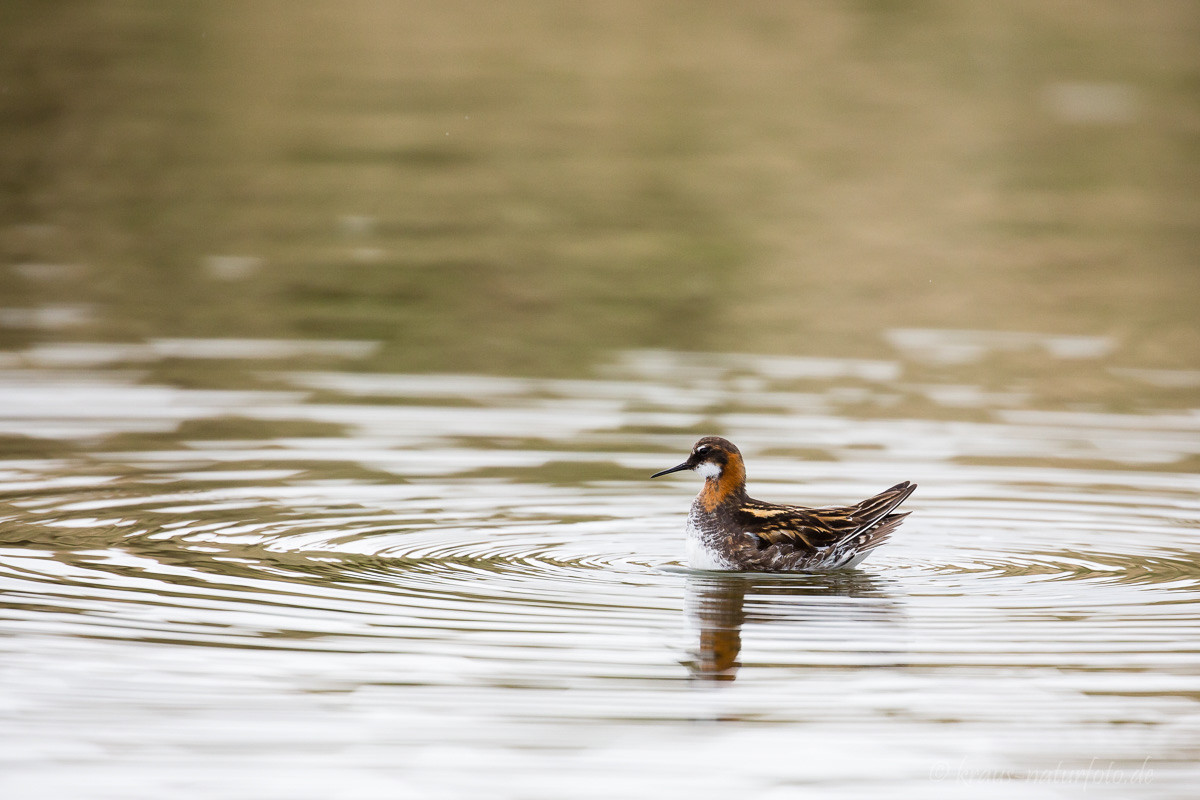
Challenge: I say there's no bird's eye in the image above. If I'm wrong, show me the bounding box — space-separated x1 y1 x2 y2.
695 445 709 456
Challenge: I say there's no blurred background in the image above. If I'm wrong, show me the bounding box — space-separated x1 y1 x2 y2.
3 1 1196 377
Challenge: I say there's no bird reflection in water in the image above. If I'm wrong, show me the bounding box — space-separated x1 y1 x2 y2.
683 571 900 683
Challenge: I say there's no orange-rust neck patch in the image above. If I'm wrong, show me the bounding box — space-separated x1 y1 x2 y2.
700 452 746 512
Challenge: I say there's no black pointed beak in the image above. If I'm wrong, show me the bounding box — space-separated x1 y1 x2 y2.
651 461 692 478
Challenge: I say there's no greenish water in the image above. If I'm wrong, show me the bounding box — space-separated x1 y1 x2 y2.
1 3 1199 799
4 1 1198 372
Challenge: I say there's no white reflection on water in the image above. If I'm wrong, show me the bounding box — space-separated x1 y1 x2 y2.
0 341 1198 799
886 328 1115 364
0 304 94 330
9 337 380 368
0 370 303 438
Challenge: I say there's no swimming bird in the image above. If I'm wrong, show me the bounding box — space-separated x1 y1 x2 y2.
652 436 915 571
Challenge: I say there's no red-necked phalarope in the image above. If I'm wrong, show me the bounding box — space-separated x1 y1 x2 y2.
652 436 915 571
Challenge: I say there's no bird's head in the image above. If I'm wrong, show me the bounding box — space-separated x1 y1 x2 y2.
651 436 743 482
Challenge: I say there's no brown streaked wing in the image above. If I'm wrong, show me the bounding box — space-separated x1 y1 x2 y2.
734 506 845 550
842 482 917 528
735 482 916 552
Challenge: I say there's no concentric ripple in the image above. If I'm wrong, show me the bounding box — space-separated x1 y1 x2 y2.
2 352 1200 798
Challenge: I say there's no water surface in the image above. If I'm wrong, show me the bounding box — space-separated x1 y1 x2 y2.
1 340 1197 799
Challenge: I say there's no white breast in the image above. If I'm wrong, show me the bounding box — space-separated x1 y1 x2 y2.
684 513 736 571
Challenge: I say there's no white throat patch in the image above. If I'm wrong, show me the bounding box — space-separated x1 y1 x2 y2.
695 460 722 480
